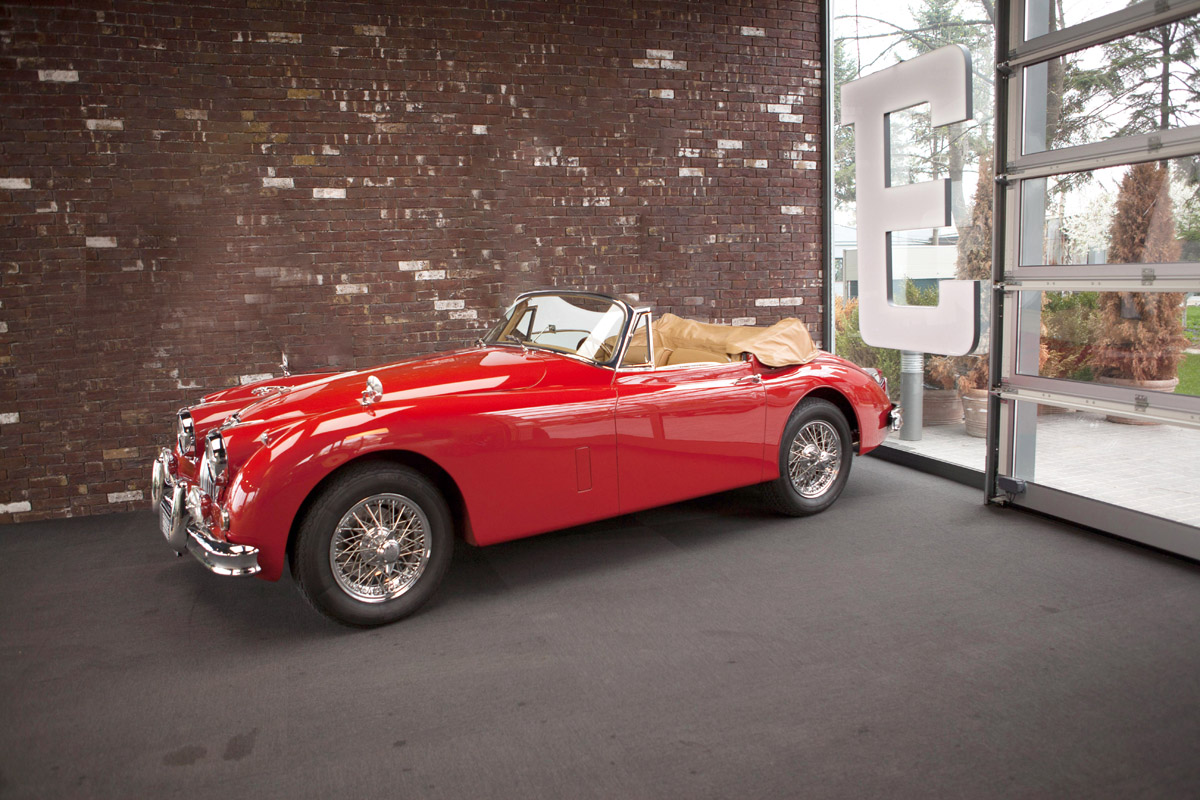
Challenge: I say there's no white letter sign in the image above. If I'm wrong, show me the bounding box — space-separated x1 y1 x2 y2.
840 45 980 355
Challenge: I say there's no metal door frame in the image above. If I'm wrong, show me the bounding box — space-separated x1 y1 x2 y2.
989 0 1200 558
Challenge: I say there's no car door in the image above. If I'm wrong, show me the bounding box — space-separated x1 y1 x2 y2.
614 356 767 514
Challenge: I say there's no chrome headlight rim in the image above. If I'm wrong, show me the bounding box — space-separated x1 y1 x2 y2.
176 411 195 456
204 430 227 485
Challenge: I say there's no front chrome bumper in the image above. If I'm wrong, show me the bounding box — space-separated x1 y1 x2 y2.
152 450 261 577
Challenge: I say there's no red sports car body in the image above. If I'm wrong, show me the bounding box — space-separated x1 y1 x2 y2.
150 291 898 626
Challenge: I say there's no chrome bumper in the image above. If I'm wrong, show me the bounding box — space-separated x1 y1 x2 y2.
889 405 903 432
152 450 261 577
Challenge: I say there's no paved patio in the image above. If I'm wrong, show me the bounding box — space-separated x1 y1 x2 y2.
890 410 1200 527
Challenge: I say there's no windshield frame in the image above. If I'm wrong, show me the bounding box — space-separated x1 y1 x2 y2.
484 290 639 368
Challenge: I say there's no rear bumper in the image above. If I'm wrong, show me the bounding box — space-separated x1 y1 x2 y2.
153 450 261 577
889 405 903 432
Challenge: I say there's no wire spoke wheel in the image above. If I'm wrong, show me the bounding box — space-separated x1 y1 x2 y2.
788 419 842 499
329 493 431 603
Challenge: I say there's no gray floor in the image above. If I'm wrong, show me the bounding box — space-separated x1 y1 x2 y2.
2 457 1199 799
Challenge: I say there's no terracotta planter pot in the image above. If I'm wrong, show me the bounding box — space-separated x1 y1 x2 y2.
961 389 988 438
1096 376 1180 425
922 388 963 426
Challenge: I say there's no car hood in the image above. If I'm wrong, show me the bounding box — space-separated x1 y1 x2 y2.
226 347 550 429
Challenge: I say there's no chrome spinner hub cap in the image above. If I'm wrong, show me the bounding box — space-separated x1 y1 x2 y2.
788 420 841 499
330 493 430 603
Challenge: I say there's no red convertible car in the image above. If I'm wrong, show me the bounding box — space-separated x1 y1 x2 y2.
150 290 898 626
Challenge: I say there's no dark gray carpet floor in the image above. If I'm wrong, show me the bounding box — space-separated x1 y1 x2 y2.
2 456 1199 799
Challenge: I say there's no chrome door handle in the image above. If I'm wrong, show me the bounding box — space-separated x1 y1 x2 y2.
735 375 762 385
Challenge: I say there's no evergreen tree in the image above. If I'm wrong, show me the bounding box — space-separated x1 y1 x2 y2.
1094 162 1188 381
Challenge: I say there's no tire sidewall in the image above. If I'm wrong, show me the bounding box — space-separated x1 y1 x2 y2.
775 399 853 515
294 465 453 627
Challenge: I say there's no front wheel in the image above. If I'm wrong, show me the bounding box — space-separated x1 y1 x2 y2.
763 398 853 517
292 463 453 627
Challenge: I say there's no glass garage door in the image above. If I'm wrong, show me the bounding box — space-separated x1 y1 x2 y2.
990 0 1200 557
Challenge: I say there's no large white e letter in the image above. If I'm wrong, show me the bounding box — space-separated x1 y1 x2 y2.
840 45 980 356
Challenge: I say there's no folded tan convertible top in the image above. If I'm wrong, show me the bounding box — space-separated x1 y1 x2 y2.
654 313 819 368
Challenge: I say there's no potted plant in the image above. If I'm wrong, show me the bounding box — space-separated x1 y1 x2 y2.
1093 163 1188 424
834 296 900 398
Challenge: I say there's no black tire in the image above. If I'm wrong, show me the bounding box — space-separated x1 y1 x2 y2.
763 398 853 517
292 463 453 627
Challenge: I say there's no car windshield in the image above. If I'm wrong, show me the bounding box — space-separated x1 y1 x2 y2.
484 293 629 364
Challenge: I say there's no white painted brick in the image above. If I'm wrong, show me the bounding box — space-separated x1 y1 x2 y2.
267 32 302 43
755 298 781 307
0 322 7 333
107 490 144 504
740 26 766 37
0 178 31 190
679 167 704 177
262 177 293 188
86 119 124 131
756 297 803 307
779 114 805 124
632 59 659 69
38 70 78 83
85 236 117 248
415 270 446 280
746 159 768 169
178 108 207 120
731 317 757 326
355 24 386 36
780 206 806 215
398 260 430 271
0 413 18 424
647 49 674 60
662 60 687 71
582 196 610 207
766 103 792 114
336 283 368 295
449 310 478 320
435 300 464 311
717 139 742 150
240 372 274 385
650 89 674 99
322 145 340 155
37 201 58 212
677 147 701 158
313 187 346 199
0 501 32 514
472 125 488 135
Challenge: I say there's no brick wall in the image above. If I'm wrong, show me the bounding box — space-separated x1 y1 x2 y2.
0 0 825 522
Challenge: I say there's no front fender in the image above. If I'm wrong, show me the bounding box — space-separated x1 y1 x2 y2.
222 404 438 581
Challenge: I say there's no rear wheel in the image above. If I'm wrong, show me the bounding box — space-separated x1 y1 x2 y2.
292 463 452 627
763 398 853 517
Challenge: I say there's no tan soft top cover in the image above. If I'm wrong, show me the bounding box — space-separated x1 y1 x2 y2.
654 313 819 368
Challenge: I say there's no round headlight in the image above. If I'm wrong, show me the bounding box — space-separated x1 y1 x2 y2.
205 431 227 484
176 411 195 455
